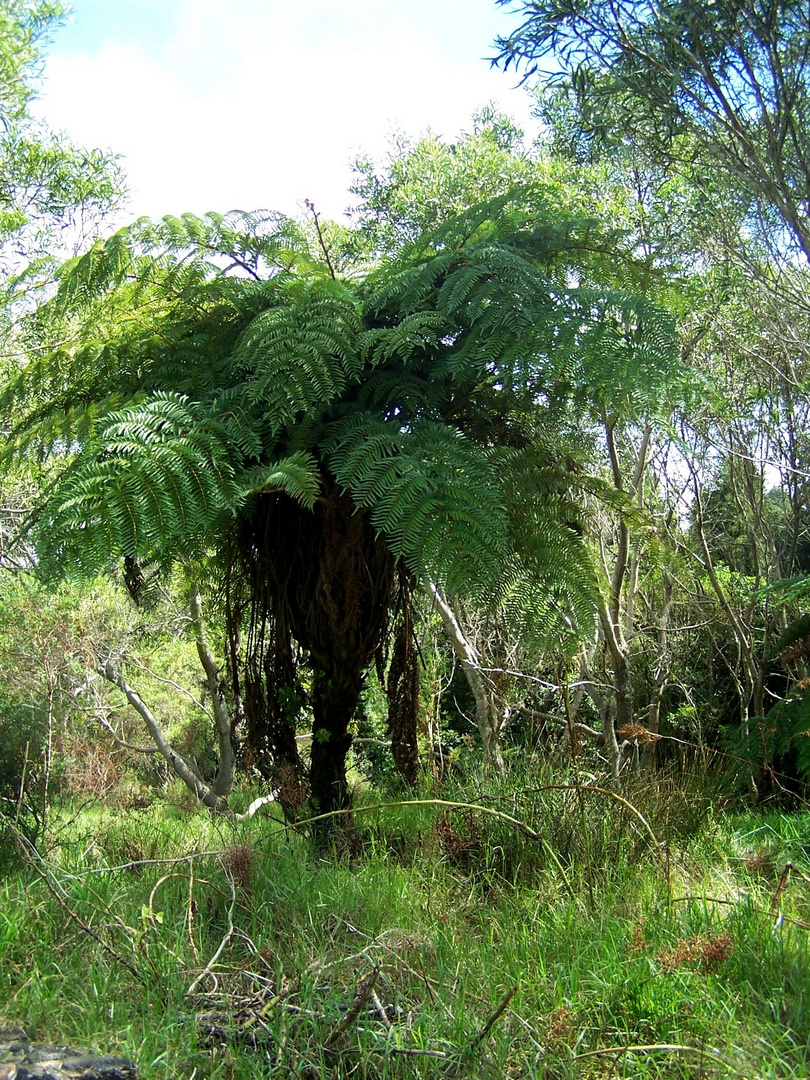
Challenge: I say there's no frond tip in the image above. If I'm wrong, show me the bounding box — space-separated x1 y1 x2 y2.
30 393 241 578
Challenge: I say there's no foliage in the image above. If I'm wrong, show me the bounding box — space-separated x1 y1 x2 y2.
494 0 810 260
348 106 542 255
0 1 67 121
0 0 123 289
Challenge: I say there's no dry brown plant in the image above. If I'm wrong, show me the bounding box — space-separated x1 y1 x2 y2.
221 843 255 893
656 933 734 975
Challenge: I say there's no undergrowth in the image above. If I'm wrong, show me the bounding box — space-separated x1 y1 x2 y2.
2 764 810 1078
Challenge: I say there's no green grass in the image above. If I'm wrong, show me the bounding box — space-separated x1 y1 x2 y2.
3 772 810 1078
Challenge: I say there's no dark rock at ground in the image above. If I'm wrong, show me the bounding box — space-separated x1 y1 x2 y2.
0 1023 136 1080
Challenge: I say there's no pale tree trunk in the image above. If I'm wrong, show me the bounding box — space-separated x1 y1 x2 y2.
189 585 235 799
42 679 55 834
96 585 238 814
597 607 626 785
691 477 762 794
588 421 653 787
97 659 227 811
642 571 672 771
427 583 504 773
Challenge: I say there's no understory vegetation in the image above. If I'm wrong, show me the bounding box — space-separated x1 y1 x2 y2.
4 768 810 1079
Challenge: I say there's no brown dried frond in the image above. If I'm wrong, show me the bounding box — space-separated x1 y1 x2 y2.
656 933 733 974
629 915 647 954
274 762 309 813
545 1005 575 1047
434 815 483 865
775 635 810 667
699 934 734 973
617 724 661 744
221 843 255 892
745 849 774 875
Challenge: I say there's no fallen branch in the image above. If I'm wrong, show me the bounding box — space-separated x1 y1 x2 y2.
275 799 541 841
468 985 517 1050
325 966 380 1049
575 1042 734 1070
512 706 602 741
187 872 237 996
8 822 146 985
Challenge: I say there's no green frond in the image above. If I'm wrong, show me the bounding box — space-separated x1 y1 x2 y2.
231 277 365 433
365 250 457 319
322 412 508 596
486 441 598 643
361 310 448 366
236 452 320 508
571 289 681 418
2 390 141 465
55 227 137 305
29 392 240 579
127 209 311 275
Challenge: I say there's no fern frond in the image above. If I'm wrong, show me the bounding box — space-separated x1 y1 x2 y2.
361 310 448 366
231 277 364 433
322 412 508 596
236 451 320 508
29 392 240 579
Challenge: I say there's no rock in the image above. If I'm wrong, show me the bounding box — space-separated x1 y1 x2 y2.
0 1024 136 1080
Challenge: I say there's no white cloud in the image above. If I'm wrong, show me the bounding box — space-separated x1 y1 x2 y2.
34 1 537 224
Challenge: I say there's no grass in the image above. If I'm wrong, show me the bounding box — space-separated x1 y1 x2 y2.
2 767 810 1078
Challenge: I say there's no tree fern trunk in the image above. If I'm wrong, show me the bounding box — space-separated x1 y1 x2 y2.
309 667 359 818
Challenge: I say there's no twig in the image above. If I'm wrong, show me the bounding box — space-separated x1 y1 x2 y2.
326 966 380 1049
771 862 794 912
69 851 228 876
371 989 392 1029
187 872 237 996
576 1043 732 1066
673 893 810 929
126 655 212 718
276 799 541 841
93 709 160 753
386 1049 451 1058
8 822 146 985
468 985 517 1050
187 857 200 965
14 740 29 828
305 199 336 280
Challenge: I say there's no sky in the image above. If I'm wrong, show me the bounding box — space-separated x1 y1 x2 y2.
33 0 540 226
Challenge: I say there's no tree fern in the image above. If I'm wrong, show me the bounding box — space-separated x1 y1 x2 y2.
231 276 365 432
29 393 241 577
4 189 684 812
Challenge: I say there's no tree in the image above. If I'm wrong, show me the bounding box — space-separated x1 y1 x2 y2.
0 0 123 280
349 107 541 255
494 0 810 262
0 188 681 819
0 0 123 579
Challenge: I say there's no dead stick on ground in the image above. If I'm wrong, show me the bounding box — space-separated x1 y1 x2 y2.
469 985 518 1050
187 856 200 965
771 862 794 913
371 989 392 1030
9 823 146 985
326 967 380 1049
187 873 236 996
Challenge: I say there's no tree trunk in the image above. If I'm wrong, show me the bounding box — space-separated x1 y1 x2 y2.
308 667 360 818
236 485 400 825
427 582 504 773
189 586 236 799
